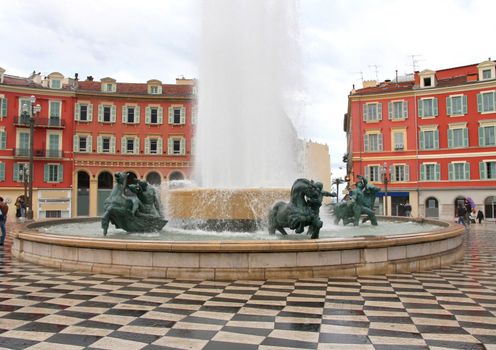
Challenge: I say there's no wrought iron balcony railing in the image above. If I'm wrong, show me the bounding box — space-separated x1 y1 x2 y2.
14 116 66 128
14 148 63 158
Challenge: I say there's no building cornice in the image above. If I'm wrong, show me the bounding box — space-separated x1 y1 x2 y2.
75 91 192 101
0 84 75 97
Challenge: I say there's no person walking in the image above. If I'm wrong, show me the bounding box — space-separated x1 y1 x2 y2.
477 209 484 224
457 204 467 227
464 199 472 226
404 202 412 217
0 197 9 246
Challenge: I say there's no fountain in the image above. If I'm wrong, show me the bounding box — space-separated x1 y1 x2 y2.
11 0 465 279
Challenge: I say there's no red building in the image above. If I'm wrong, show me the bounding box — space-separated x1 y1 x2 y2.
345 60 496 220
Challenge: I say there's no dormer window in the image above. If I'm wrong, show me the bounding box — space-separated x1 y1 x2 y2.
105 83 116 92
478 60 495 81
482 69 492 80
101 78 117 93
423 77 432 87
50 79 61 89
147 79 162 95
419 69 436 88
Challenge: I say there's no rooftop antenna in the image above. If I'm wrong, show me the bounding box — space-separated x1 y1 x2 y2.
409 54 421 72
368 64 380 81
354 71 364 83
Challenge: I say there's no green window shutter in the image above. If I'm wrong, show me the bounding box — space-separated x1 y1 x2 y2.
463 128 469 147
448 163 454 180
13 164 19 181
158 107 163 124
0 163 4 181
134 137 139 154
480 162 487 179
180 107 186 124
418 99 423 117
435 164 440 180
363 134 369 151
477 93 482 112
144 138 150 154
378 134 383 151
168 138 173 155
363 104 368 121
180 137 186 154
97 136 102 153
0 131 6 150
87 104 93 121
478 127 484 146
389 165 394 182
419 131 424 149
157 138 163 154
73 135 79 152
446 97 452 115
1 98 7 117
403 101 408 118
121 136 126 154
157 86 162 94
135 106 140 124
111 105 116 122
44 164 49 182
75 103 80 120
365 166 370 179
58 164 63 183
87 135 92 153
464 163 470 180
420 164 425 180
145 107 151 124
405 165 410 181
122 106 127 123
110 137 116 153
98 105 103 122
168 107 174 124
462 95 467 114
433 98 438 116
388 102 392 120
447 129 453 148
377 103 382 121
434 130 439 149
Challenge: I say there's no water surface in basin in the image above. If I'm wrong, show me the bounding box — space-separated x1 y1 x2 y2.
39 221 440 241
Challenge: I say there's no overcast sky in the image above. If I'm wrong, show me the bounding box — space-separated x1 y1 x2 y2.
1 0 495 182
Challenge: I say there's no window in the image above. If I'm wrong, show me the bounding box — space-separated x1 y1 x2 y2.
0 130 6 150
477 91 496 113
1 97 7 117
75 103 92 121
192 105 197 125
44 164 63 183
149 86 162 94
146 106 163 125
47 134 60 157
365 165 380 182
145 137 162 155
49 101 61 119
122 106 140 124
18 132 30 156
480 161 496 179
448 127 468 148
168 136 186 155
479 125 496 146
98 105 116 123
74 135 92 153
390 164 409 182
50 80 61 89
364 133 383 152
97 135 115 154
449 162 470 180
168 106 185 125
420 163 440 181
121 136 139 154
363 102 382 122
0 162 4 181
13 163 28 182
19 98 32 117
393 131 404 150
418 98 438 118
482 69 492 80
104 83 116 92
423 77 432 87
46 210 62 218
446 95 467 116
419 129 439 150
388 100 408 120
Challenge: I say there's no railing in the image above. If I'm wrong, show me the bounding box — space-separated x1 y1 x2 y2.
14 148 63 158
13 116 66 128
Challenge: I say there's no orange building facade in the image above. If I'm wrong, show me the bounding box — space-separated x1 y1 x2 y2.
0 68 195 219
345 60 496 220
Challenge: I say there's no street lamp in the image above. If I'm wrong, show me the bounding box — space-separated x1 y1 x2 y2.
381 162 389 216
21 95 41 220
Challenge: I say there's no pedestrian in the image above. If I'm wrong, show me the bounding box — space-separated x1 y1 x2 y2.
457 204 467 227
0 197 9 246
464 199 472 226
477 209 484 224
15 196 22 218
404 202 412 217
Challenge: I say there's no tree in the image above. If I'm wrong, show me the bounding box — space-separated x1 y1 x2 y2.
332 178 345 202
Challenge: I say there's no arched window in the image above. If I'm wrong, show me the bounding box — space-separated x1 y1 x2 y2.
146 172 161 186
425 197 439 218
484 196 496 219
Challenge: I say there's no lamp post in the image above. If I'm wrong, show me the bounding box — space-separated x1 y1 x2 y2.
381 162 389 216
22 95 41 220
22 165 28 213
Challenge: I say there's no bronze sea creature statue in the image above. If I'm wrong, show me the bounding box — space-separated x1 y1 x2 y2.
268 178 336 239
101 172 167 236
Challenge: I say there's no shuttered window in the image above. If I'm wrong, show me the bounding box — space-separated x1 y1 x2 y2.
418 98 438 118
420 163 440 181
477 91 496 113
363 102 382 122
480 161 496 180
448 162 470 180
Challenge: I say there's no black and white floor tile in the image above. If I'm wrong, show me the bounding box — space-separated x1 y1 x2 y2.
1 224 495 349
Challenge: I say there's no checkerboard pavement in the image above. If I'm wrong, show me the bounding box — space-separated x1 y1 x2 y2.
0 224 495 349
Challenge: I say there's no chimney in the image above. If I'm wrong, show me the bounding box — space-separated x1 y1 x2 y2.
362 80 378 88
74 73 79 81
86 76 94 81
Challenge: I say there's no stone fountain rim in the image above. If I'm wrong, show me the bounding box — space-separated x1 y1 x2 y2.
14 217 464 253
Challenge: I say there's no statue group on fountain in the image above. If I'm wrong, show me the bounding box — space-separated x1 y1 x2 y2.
101 172 167 235
268 175 379 239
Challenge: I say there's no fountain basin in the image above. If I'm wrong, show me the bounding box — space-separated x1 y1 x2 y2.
12 217 464 280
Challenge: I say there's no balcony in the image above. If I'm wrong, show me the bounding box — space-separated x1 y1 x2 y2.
394 144 404 151
14 148 63 159
14 116 66 128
